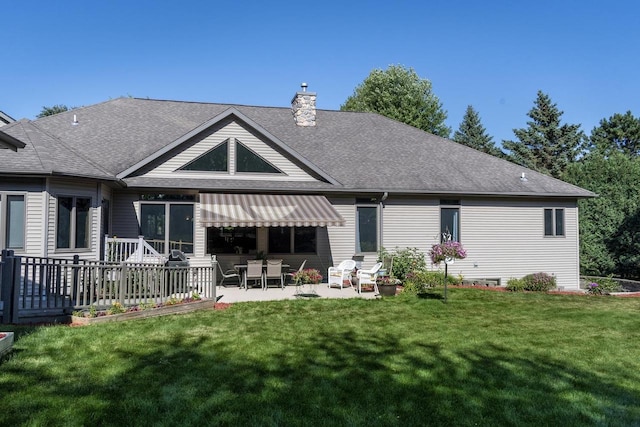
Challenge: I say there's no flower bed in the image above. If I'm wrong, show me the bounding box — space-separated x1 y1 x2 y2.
0 331 14 358
70 299 227 325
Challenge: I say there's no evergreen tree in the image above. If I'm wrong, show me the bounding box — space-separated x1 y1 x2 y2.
589 111 640 158
341 65 451 138
453 105 502 156
503 91 584 178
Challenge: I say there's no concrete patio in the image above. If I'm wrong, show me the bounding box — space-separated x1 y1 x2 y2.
215 282 380 303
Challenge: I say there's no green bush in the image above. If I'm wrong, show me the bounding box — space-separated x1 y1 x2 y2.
506 278 526 292
379 247 428 281
585 276 622 295
401 270 440 295
506 273 556 292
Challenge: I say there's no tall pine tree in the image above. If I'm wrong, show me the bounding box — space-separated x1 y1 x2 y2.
453 105 502 156
503 91 584 179
589 111 640 158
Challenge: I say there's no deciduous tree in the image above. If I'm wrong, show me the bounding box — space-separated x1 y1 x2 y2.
341 65 451 137
37 104 71 118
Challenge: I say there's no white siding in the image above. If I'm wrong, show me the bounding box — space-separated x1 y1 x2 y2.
142 120 318 182
332 196 581 289
382 198 439 254
326 197 359 267
459 199 580 289
112 191 141 239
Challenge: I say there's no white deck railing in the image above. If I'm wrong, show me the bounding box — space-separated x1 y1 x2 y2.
104 235 167 264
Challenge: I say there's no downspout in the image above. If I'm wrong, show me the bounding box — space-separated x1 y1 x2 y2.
379 192 388 253
43 177 50 257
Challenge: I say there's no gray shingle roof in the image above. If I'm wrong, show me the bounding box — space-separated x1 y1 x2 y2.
0 97 595 198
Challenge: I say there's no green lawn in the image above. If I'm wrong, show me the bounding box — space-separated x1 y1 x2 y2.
1 289 639 426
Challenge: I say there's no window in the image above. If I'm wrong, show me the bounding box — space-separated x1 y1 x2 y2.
268 226 317 254
207 227 257 254
236 140 281 173
441 208 460 242
56 196 91 250
2 195 25 250
179 140 228 172
544 208 565 237
356 206 378 253
140 203 194 254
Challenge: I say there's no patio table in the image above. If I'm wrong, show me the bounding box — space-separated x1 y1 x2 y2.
234 263 290 289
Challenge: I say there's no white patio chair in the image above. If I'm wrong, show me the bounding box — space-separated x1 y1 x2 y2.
327 259 356 289
356 262 383 294
245 260 265 291
215 258 241 287
264 259 284 290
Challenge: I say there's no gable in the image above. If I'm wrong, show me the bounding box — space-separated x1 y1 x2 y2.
139 119 319 182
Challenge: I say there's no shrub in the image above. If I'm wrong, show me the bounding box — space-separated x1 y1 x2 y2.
522 272 557 291
507 273 556 292
106 302 126 315
585 276 622 295
506 278 526 292
402 270 446 295
381 247 428 281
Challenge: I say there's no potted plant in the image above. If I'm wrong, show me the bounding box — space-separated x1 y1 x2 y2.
377 276 401 296
292 268 323 285
0 331 14 358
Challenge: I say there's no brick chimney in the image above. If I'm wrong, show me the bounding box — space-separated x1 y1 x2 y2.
291 83 316 127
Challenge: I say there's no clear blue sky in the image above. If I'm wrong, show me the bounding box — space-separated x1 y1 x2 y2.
3 1 639 146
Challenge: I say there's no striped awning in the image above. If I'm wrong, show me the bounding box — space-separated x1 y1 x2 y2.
199 193 346 227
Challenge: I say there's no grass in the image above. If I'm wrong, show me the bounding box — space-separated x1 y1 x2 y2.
1 288 639 426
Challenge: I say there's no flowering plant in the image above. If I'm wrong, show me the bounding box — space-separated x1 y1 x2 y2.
377 276 401 286
429 241 467 264
292 268 323 284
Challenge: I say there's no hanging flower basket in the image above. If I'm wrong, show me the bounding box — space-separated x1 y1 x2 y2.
429 241 467 264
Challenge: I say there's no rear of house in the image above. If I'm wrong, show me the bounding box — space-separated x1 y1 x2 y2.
0 88 593 289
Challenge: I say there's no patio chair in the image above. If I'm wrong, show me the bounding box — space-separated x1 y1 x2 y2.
214 258 241 287
245 260 265 291
327 259 356 289
264 259 284 289
355 262 383 294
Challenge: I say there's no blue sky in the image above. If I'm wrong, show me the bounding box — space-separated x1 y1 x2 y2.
2 1 639 146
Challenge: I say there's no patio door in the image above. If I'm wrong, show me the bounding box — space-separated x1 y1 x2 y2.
140 203 194 254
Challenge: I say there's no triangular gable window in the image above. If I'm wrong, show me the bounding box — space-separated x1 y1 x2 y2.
179 140 229 172
236 140 282 174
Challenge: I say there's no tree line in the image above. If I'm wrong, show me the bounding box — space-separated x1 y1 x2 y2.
341 65 640 279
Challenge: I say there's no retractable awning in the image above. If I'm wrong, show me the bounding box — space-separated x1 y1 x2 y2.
199 193 346 227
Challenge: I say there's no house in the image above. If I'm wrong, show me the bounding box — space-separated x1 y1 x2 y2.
0 86 595 289
0 110 15 127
